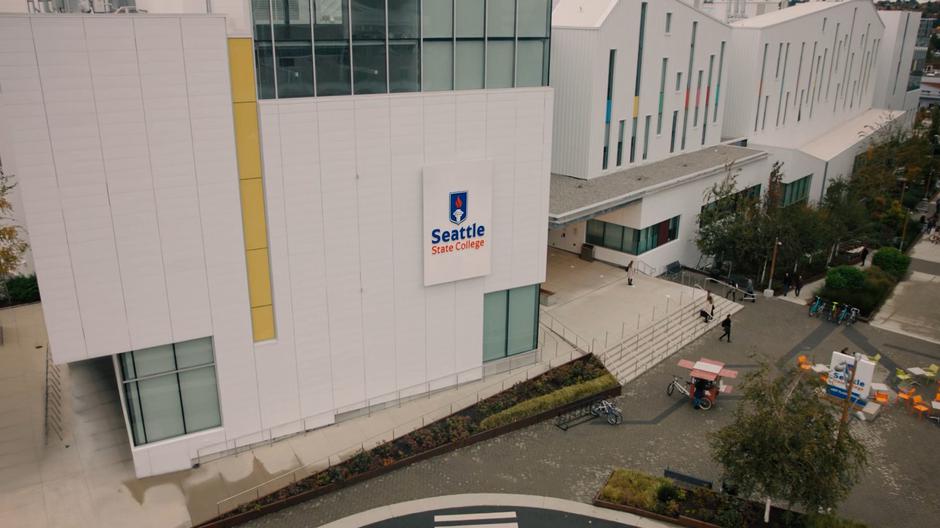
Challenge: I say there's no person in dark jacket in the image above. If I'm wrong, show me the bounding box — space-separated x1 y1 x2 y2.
719 314 732 342
794 274 803 296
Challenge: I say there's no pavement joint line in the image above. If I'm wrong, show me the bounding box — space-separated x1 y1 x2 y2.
775 322 837 368
882 342 940 361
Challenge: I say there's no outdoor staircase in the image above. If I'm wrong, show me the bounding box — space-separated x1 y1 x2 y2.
541 289 744 386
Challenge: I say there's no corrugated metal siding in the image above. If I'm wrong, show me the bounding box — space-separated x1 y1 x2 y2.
550 27 598 179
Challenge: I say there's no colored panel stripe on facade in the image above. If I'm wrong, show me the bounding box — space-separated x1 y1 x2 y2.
229 38 275 342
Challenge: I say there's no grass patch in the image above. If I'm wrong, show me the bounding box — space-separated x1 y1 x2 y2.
480 373 619 430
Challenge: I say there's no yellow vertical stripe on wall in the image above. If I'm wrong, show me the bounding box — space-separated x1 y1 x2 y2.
251 306 276 342
233 102 262 180
228 39 257 104
229 37 275 342
246 248 273 307
239 179 268 250
633 96 640 118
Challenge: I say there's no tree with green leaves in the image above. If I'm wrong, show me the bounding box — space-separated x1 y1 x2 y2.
0 158 28 280
711 366 868 520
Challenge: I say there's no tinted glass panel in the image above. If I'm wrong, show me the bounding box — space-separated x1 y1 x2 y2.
516 39 546 87
517 0 549 38
603 223 624 251
487 0 515 38
456 0 484 38
133 345 175 378
273 0 314 98
137 376 185 443
389 42 420 92
179 367 222 433
314 0 352 96
252 0 276 99
456 40 484 89
351 0 386 40
354 43 388 94
483 290 508 362
174 337 214 369
388 0 420 38
586 219 604 245
423 40 454 91
507 285 538 356
486 40 514 88
423 0 453 38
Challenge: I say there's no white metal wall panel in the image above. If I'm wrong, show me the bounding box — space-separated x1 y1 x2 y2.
549 28 597 179
0 17 88 362
33 16 131 356
483 92 516 293
511 92 547 288
425 282 457 388
317 99 366 411
355 98 397 401
275 101 336 419
389 95 428 392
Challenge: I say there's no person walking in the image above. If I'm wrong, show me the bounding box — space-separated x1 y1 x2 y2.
782 272 791 297
746 277 755 302
719 314 732 342
794 274 803 296
707 292 715 318
860 246 869 266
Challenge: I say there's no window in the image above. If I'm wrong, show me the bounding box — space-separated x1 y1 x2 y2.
251 0 549 98
669 110 678 153
616 120 625 166
700 185 761 225
119 337 222 446
643 115 651 160
675 71 682 91
694 69 702 127
714 41 725 122
657 58 667 134
665 12 672 33
629 117 638 163
483 285 539 362
782 175 812 206
603 49 616 170
585 217 680 255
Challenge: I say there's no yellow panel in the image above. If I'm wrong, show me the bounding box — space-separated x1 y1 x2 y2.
251 305 276 342
233 102 262 180
246 248 273 307
228 38 257 104
633 96 640 118
239 178 268 251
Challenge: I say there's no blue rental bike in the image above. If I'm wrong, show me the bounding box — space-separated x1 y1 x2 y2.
808 296 825 317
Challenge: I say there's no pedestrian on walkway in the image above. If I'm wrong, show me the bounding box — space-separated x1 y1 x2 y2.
782 272 791 296
860 246 869 266
707 292 715 318
719 315 732 342
794 274 803 296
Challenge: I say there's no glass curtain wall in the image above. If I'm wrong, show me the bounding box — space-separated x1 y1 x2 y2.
253 0 549 98
586 217 680 255
119 337 222 446
483 284 539 362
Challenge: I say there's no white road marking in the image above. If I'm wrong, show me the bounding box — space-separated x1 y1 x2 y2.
433 512 518 522
434 524 518 528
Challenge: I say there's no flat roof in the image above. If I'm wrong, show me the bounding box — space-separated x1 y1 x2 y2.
549 145 767 228
731 1 857 29
798 108 904 161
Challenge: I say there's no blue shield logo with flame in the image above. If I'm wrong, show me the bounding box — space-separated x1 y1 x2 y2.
449 191 468 225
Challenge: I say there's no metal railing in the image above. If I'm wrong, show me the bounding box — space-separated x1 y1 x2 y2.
211 336 582 518
539 309 595 354
632 258 657 277
44 347 64 444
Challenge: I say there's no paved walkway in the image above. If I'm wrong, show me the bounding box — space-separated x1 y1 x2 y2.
0 303 581 528
243 297 940 528
871 235 940 344
320 494 675 528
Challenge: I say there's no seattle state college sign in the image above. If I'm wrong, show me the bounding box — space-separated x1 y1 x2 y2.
423 160 494 286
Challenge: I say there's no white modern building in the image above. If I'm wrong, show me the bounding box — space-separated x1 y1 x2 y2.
547 0 918 275
0 0 553 477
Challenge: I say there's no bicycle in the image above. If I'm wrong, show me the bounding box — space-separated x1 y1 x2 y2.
826 301 840 322
666 375 712 410
837 305 851 325
590 399 623 425
845 307 859 326
808 296 825 317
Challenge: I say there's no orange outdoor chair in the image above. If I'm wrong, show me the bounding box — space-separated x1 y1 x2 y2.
874 391 890 406
797 355 812 370
898 387 916 407
912 396 930 419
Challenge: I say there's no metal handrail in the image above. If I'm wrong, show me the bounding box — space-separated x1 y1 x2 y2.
539 309 595 354
212 343 581 517
704 277 757 301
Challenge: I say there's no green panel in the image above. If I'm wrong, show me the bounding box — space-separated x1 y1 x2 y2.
483 290 508 362
507 285 538 356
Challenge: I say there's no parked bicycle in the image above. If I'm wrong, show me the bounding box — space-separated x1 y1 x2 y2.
845 307 859 325
590 399 623 425
808 296 825 317
826 301 840 322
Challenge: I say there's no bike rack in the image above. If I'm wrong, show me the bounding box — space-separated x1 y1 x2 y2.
553 403 597 431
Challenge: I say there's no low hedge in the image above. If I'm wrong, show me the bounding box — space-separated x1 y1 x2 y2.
480 373 619 430
0 274 39 307
819 265 896 316
597 469 866 528
871 247 910 280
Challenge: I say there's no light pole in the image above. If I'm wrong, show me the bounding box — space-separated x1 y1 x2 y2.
764 238 782 296
897 170 909 251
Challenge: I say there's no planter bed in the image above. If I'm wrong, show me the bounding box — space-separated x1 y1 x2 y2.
593 469 866 528
198 355 620 528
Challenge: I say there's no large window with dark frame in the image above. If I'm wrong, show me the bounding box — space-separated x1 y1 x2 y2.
251 0 550 99
119 338 222 446
483 284 539 362
586 217 680 255
782 175 812 206
699 184 761 226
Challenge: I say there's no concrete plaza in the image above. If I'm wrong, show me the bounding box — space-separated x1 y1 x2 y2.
244 295 940 528
871 235 940 344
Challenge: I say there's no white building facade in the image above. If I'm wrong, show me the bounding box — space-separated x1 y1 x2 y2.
0 0 554 477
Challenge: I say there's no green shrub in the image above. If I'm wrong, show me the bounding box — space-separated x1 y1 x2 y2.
479 373 619 430
820 265 898 316
871 247 910 280
3 274 39 305
825 266 865 290
599 469 667 511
